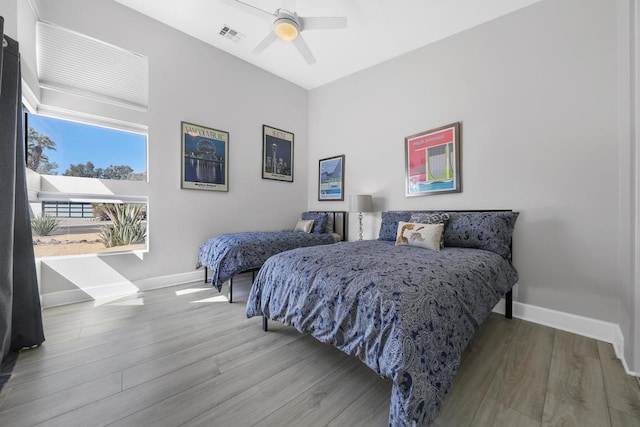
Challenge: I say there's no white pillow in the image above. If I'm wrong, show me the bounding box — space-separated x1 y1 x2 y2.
395 221 444 251
294 219 314 233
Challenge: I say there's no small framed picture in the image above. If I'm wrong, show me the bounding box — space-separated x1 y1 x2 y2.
405 122 461 197
318 155 345 201
181 121 229 192
262 125 294 182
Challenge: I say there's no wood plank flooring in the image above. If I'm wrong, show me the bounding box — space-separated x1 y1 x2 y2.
1 276 639 426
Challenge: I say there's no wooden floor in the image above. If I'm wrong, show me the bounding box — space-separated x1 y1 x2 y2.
1 278 640 427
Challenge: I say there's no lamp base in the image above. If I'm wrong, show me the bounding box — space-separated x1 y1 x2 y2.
358 212 364 241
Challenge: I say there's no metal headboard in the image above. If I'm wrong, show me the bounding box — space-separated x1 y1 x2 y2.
309 211 347 241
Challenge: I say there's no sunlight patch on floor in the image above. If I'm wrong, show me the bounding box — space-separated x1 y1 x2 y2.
191 295 228 303
175 288 210 296
105 298 145 306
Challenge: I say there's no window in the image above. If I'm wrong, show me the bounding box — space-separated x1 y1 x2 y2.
25 112 148 257
23 22 150 259
42 201 94 218
26 112 147 180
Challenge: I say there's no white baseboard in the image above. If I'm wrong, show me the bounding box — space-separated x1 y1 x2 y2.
41 288 94 307
133 270 203 291
39 275 636 377
40 270 204 308
493 298 638 377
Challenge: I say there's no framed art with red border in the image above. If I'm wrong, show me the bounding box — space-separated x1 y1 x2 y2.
405 122 461 197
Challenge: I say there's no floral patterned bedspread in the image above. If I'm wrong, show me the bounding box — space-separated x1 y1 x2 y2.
246 240 519 426
197 231 339 290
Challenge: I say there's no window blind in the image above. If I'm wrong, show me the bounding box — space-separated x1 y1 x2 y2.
36 22 148 110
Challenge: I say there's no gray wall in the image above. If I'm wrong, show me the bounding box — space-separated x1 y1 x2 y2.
0 0 17 37
308 0 624 337
29 0 309 294
615 0 638 377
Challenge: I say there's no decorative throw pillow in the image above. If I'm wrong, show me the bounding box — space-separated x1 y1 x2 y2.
294 219 314 233
378 211 413 241
409 212 451 248
409 212 451 225
395 222 444 251
325 213 335 234
443 211 519 259
301 212 329 233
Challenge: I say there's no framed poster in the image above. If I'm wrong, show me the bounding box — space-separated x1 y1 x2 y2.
405 122 461 197
318 155 345 201
181 121 229 191
262 125 294 182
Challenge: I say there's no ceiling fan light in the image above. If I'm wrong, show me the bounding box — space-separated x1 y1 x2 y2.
274 20 298 41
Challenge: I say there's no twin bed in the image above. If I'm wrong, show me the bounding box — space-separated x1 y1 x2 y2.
198 209 519 426
197 211 346 301
245 210 519 426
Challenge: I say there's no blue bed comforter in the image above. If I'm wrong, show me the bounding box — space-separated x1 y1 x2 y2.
198 231 338 290
246 240 518 426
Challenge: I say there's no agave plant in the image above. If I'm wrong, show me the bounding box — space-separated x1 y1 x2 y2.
92 203 112 221
98 203 147 247
31 214 59 236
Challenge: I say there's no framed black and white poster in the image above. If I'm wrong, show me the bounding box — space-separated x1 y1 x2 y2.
181 121 229 191
262 125 294 182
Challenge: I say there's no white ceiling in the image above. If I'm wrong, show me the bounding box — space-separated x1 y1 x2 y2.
113 0 542 90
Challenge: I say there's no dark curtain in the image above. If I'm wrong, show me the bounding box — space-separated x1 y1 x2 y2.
0 16 45 384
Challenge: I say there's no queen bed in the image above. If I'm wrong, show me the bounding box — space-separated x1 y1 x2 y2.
197 211 346 302
246 210 519 426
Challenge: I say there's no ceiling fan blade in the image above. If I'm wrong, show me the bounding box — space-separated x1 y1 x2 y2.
252 31 278 54
292 34 316 65
226 0 275 20
299 16 347 31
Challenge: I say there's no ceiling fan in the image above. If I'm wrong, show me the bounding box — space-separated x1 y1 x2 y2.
227 0 347 65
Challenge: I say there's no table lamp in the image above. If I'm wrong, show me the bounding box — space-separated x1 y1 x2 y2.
350 194 372 241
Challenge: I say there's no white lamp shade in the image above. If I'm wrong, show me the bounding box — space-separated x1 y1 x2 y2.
350 194 372 213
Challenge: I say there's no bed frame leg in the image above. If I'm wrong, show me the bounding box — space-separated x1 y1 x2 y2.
204 267 208 284
228 278 233 303
505 290 513 319
262 316 268 332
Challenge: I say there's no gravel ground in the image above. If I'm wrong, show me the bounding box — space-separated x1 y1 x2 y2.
32 231 145 257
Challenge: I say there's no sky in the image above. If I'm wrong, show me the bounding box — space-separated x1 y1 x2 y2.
27 113 147 174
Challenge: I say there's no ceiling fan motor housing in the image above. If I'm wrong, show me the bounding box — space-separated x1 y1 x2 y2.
273 10 300 41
